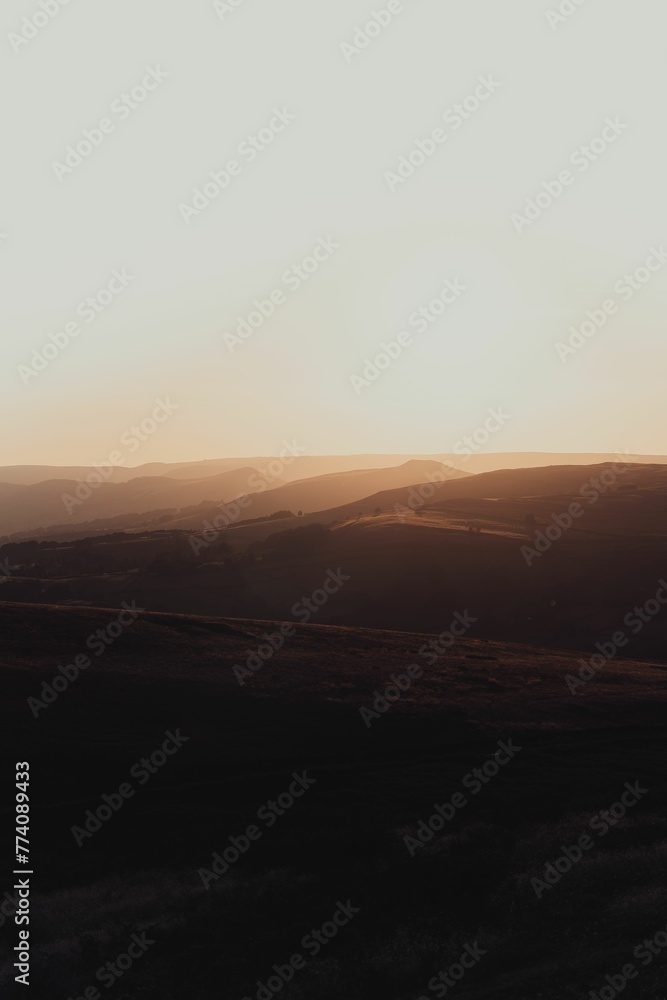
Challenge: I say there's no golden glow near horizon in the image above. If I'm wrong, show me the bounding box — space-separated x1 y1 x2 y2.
1 0 665 465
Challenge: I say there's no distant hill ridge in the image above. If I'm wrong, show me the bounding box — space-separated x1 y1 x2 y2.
0 459 466 538
1 452 666 486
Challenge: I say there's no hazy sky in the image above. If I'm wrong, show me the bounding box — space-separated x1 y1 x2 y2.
2 0 666 465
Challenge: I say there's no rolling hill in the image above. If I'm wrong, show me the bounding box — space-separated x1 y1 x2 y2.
3 463 667 659
0 467 260 537
0 460 469 539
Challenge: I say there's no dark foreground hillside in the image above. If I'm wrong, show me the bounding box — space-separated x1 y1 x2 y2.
2 602 667 998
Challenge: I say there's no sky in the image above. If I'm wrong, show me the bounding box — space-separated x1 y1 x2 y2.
2 0 666 466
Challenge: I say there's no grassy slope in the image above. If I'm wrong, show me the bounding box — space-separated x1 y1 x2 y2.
2 602 667 998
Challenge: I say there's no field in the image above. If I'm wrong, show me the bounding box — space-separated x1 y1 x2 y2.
3 601 667 998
